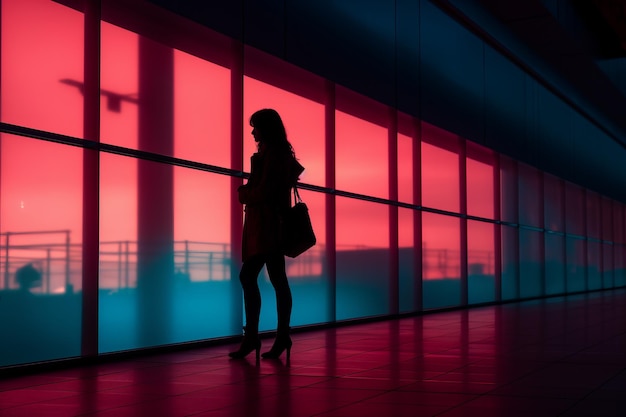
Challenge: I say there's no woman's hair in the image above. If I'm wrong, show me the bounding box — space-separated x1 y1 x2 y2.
250 108 295 157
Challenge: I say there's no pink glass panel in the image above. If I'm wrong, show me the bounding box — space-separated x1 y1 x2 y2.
174 50 231 167
100 22 139 149
335 87 389 199
243 46 326 187
586 191 601 240
243 77 325 186
466 154 494 219
397 112 415 205
421 123 459 212
500 156 518 224
1 0 84 137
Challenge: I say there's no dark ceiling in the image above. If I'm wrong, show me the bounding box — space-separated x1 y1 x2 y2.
476 0 626 146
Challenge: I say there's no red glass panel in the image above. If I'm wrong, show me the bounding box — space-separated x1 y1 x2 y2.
397 112 415 205
466 150 494 219
1 0 84 137
586 191 601 240
243 77 325 186
335 87 389 199
100 22 139 148
421 123 459 212
500 155 518 223
174 50 231 167
243 47 326 187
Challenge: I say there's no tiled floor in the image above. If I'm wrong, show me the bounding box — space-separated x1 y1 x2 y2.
1 289 625 416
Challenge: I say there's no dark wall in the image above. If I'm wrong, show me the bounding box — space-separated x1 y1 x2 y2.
148 0 626 203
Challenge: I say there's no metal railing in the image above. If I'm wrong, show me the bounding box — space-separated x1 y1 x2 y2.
1 230 496 293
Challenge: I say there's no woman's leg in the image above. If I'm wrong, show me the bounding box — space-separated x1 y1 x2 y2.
239 255 265 335
265 253 292 335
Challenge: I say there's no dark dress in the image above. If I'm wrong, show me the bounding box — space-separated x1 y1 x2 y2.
238 146 304 261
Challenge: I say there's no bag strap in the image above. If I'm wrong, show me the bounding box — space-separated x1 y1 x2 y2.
292 185 303 205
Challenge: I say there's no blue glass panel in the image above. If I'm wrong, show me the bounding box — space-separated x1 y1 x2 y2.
501 225 519 300
519 228 542 298
258 190 330 330
336 197 390 320
518 163 542 228
0 134 82 366
399 208 417 313
468 220 495 304
545 234 565 295
566 237 586 292
422 213 460 309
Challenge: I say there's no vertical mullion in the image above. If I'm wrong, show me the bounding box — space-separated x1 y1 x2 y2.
493 152 502 302
388 108 399 315
325 80 336 323
81 0 101 358
414 118 423 312
230 40 244 332
459 138 468 306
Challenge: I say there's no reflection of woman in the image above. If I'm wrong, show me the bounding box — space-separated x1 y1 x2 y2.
229 109 304 360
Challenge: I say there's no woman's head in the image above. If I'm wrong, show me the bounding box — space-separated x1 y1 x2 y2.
250 109 293 155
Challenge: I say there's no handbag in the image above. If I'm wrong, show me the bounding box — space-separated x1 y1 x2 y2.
282 187 316 258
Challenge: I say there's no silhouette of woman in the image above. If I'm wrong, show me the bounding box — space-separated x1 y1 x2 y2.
229 109 304 360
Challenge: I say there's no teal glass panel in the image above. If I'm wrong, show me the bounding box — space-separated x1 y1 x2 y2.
501 225 519 300
566 237 586 293
422 213 460 309
545 233 565 295
587 240 601 291
336 197 389 320
518 163 542 228
257 190 330 330
399 208 417 313
467 220 495 304
0 134 82 366
519 228 542 298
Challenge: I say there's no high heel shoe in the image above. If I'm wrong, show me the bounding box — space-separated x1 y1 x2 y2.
261 335 292 360
229 328 261 360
